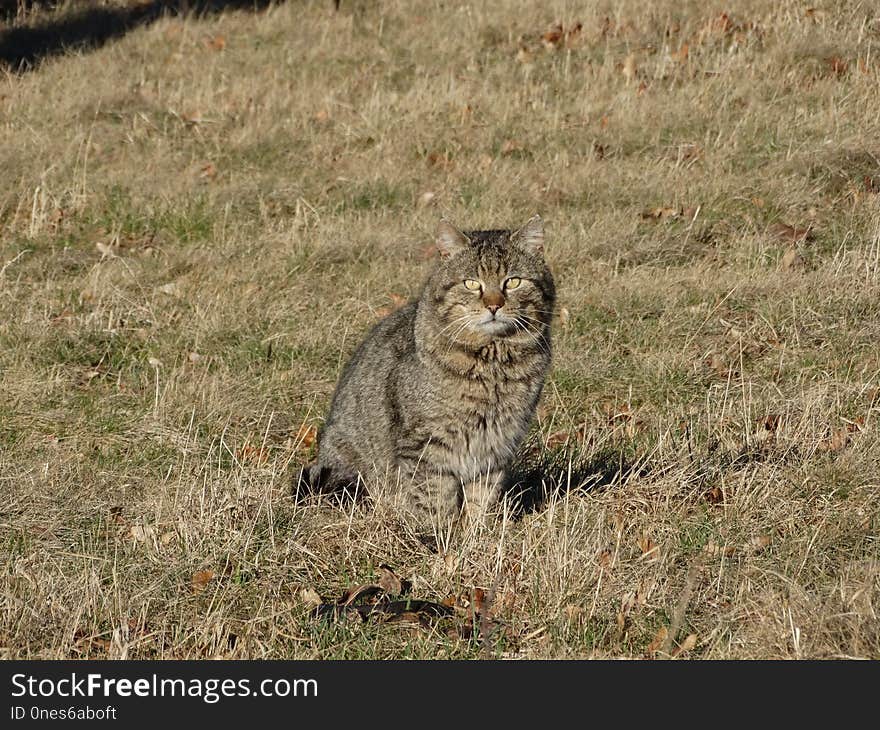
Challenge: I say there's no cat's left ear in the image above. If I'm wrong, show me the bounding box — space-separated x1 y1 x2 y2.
512 215 544 255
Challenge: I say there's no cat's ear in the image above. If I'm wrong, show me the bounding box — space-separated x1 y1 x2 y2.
435 219 470 259
511 215 545 255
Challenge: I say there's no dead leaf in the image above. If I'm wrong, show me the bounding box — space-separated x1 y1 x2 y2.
769 222 812 243
181 109 203 126
237 442 269 466
375 564 411 597
546 430 570 448
638 535 660 560
542 24 564 48
671 633 698 657
672 42 689 63
705 353 729 378
558 306 570 328
129 524 154 543
622 53 637 82
826 56 848 76
426 151 453 169
205 35 226 51
750 534 772 551
295 424 317 449
703 541 736 558
704 486 724 504
191 569 215 594
418 191 436 207
500 139 525 156
817 427 850 453
516 46 534 65
646 625 668 655
299 587 323 608
780 247 806 272
198 162 217 181
642 206 680 220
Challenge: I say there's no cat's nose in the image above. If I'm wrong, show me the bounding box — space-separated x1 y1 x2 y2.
483 290 505 315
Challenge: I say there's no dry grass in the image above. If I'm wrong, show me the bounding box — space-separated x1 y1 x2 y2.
1 0 879 659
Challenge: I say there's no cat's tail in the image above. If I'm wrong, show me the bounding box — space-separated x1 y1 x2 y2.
292 462 361 502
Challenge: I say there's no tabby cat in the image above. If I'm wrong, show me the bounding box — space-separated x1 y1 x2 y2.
303 216 555 524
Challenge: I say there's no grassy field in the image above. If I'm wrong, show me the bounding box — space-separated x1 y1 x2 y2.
1 0 879 659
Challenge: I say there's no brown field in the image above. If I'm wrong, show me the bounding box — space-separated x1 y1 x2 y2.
1 0 879 659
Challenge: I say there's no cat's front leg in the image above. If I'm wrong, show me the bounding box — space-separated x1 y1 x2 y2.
463 468 505 520
397 461 463 525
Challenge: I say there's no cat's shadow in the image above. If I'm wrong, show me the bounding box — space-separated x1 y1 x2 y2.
503 446 636 516
291 447 637 519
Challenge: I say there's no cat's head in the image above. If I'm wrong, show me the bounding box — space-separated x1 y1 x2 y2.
423 216 556 343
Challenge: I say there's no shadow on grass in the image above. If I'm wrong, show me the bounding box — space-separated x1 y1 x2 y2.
0 0 334 71
504 446 640 516
291 445 642 519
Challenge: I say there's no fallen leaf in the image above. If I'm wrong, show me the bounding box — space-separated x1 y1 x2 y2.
205 35 226 51
622 53 637 82
671 633 698 657
299 587 323 608
546 430 570 448
129 524 154 543
750 534 772 551
500 139 525 156
388 293 407 309
705 353 729 378
295 424 317 449
516 46 534 65
703 541 736 557
375 564 411 597
191 569 215 594
542 24 564 48
418 191 436 207
198 162 217 181
646 625 668 655
826 56 848 76
780 247 806 272
426 151 453 169
642 206 680 220
672 42 689 63
638 535 660 560
704 486 724 504
157 282 179 296
768 223 812 243
817 427 849 453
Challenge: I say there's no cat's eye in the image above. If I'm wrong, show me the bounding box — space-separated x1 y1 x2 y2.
464 279 482 291
504 277 522 290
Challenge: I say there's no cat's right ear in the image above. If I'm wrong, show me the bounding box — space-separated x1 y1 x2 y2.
435 219 470 259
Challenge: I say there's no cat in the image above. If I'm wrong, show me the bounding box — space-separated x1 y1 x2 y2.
301 216 555 524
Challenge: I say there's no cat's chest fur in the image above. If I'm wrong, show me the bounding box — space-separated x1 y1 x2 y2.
429 354 538 477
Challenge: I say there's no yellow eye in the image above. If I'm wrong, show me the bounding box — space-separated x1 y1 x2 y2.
464 279 482 291
504 277 522 290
